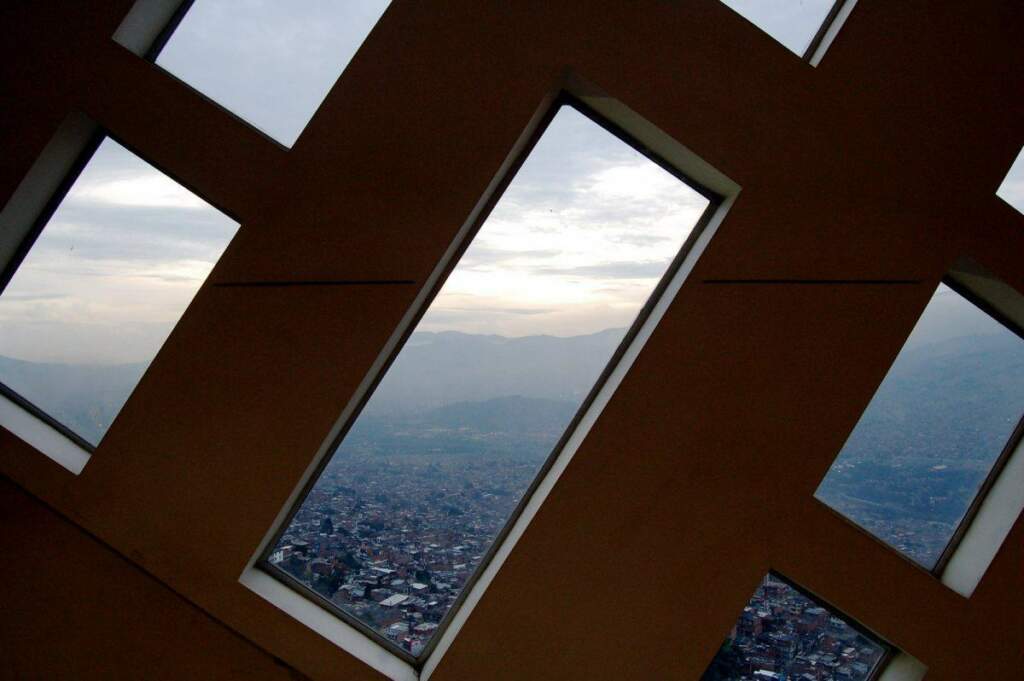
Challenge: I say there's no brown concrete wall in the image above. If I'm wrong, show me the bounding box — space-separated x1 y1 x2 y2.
1 1 1022 680
0 477 305 681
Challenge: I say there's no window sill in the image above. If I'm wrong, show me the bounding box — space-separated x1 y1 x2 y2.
0 391 91 474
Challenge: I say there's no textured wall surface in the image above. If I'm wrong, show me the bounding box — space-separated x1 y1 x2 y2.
0 477 306 681
1 1 1022 679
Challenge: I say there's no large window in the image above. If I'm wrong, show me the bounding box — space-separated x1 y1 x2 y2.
0 136 238 450
259 97 718 661
150 0 391 146
815 281 1024 571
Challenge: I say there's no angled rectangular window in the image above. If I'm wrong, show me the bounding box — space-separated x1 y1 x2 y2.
701 573 891 681
704 573 888 679
122 0 391 147
815 281 1024 572
258 97 719 663
718 0 854 62
996 145 1024 216
0 136 239 451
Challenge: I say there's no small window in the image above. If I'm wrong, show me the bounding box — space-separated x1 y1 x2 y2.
996 146 1024 216
147 0 390 147
701 573 891 681
259 97 718 661
0 137 238 450
815 282 1024 571
718 0 848 59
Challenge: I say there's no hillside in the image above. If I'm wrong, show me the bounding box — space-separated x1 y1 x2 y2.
0 355 147 446
363 328 623 415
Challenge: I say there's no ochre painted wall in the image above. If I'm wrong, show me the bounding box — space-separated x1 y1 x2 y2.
1 1 1022 680
0 477 306 681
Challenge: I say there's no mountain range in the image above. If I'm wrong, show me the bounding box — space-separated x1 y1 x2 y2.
0 355 147 446
0 328 625 447
2 318 1021 469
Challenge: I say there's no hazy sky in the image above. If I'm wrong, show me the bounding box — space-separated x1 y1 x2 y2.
996 146 1024 215
902 284 1015 351
156 0 391 147
719 0 836 55
155 0 837 147
0 139 238 365
419 106 709 337
7 0 984 366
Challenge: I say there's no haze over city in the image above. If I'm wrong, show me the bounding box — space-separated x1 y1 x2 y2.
1 1 1023 672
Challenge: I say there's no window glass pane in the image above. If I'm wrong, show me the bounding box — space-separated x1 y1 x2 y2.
264 104 713 656
816 284 1024 568
701 574 888 681
154 0 391 147
719 0 836 56
0 138 239 446
996 146 1024 216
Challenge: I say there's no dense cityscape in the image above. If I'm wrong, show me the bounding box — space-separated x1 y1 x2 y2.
814 459 967 567
815 329 1024 569
701 575 886 681
268 430 548 655
261 310 1024 663
4 5 1021 675
11 288 1016 665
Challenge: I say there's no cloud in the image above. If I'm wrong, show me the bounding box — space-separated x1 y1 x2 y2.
3 59 714 362
420 105 709 337
996 152 1024 212
154 0 392 145
432 306 553 317
719 0 836 54
0 139 237 364
71 173 209 209
586 163 682 201
35 201 236 264
536 261 670 280
608 233 673 247
66 138 214 211
0 292 68 302
458 246 562 269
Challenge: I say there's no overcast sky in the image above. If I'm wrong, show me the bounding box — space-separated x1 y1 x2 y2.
0 139 238 365
155 0 836 147
997 147 1024 215
419 106 709 337
0 103 708 367
156 1 716 338
8 0 1016 366
720 0 835 55
156 0 392 147
902 284 1017 352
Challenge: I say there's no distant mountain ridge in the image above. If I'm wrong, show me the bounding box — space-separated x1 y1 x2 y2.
4 322 1020 464
425 395 579 433
362 328 624 415
342 395 580 461
845 331 1024 462
0 328 625 446
0 355 147 445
